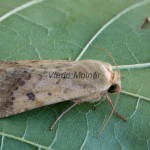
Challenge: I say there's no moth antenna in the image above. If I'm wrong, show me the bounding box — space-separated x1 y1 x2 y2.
90 44 120 78
97 92 120 138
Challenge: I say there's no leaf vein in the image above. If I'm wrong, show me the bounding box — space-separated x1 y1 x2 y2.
0 0 45 22
0 132 53 150
121 90 150 102
112 63 150 70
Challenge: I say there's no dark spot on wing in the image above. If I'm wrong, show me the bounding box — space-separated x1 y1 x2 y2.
48 92 52 96
17 78 25 86
14 86 18 91
22 71 31 80
12 84 18 91
40 65 47 69
26 92 35 101
4 101 13 107
12 97 15 100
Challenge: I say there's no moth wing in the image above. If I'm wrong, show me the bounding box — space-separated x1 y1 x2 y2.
0 60 104 118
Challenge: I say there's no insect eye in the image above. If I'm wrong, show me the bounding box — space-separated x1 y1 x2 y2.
108 84 117 93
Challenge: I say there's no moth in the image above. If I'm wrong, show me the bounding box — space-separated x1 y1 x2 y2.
0 60 126 129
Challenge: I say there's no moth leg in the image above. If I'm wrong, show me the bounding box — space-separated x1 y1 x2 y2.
105 94 127 122
50 102 78 130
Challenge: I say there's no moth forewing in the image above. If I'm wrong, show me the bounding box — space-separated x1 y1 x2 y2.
0 60 113 118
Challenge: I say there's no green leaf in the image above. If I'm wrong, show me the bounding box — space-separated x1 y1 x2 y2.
0 0 150 149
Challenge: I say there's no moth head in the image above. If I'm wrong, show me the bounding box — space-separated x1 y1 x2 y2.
103 63 121 93
108 71 121 93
